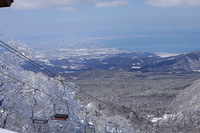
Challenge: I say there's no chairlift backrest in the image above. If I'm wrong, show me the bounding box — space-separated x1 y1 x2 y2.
51 100 69 121
0 0 13 7
32 105 48 125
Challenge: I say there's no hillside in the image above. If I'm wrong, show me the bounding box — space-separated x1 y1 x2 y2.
146 79 200 132
21 41 200 132
0 40 87 133
0 41 141 132
140 51 200 72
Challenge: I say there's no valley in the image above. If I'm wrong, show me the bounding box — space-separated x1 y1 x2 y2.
23 40 200 132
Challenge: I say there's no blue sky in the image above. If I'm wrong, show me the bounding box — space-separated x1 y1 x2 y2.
0 0 200 43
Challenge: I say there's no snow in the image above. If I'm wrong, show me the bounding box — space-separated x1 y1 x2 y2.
62 71 75 73
155 52 180 58
151 114 174 123
139 60 143 63
0 41 84 133
132 66 141 69
87 103 94 110
168 58 175 60
61 66 68 68
0 128 18 133
102 62 108 64
193 70 200 72
0 40 144 133
151 117 162 123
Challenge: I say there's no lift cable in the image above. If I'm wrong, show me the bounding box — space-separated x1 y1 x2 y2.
62 80 143 124
0 40 59 80
0 70 77 109
0 40 142 125
0 41 53 78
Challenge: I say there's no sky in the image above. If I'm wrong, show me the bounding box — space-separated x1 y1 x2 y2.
0 0 200 43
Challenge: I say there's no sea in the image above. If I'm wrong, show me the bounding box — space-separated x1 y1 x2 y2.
96 35 200 53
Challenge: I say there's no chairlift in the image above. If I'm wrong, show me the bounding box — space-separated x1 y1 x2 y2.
32 119 49 133
105 121 118 133
51 100 69 121
32 107 49 133
32 104 48 125
0 0 14 7
32 91 49 133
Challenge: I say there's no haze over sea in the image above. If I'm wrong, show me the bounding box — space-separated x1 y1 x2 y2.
96 35 200 53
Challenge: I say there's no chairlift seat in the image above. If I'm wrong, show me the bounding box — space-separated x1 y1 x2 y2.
51 114 69 121
33 119 48 124
0 0 13 7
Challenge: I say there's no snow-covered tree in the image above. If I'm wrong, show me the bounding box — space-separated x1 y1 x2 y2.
0 40 142 133
0 40 87 133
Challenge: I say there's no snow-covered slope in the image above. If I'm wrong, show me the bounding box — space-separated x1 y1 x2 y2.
0 40 85 132
171 79 200 112
0 40 140 133
0 128 18 133
149 79 200 132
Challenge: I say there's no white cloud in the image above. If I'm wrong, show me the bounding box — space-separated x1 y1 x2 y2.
144 0 200 7
95 0 132 7
56 7 76 12
12 0 132 10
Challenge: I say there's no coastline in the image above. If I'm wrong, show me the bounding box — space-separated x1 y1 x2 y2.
95 34 200 53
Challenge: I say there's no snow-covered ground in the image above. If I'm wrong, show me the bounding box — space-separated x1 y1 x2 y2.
155 52 181 58
0 40 142 133
0 128 18 133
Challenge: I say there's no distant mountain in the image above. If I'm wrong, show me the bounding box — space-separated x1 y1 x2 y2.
24 38 200 74
88 50 200 73
138 51 200 73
